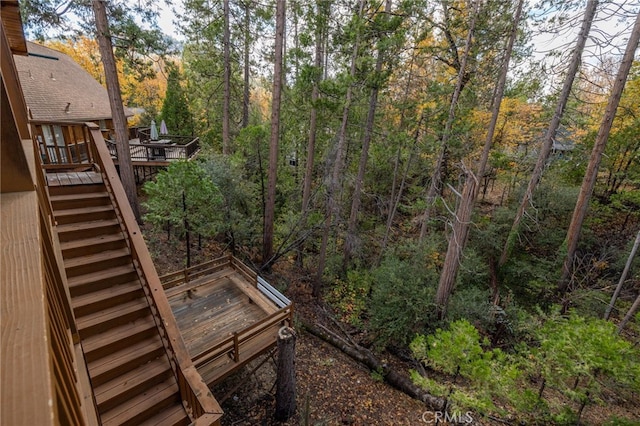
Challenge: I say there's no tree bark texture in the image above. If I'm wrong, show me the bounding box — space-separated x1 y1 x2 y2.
222 0 231 154
435 0 524 318
275 326 297 421
243 3 250 129
92 0 141 222
262 0 286 268
500 0 599 267
559 9 640 292
419 1 479 241
605 230 640 320
344 0 392 269
315 0 364 296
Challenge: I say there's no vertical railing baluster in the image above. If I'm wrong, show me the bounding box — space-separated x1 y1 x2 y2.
233 333 240 362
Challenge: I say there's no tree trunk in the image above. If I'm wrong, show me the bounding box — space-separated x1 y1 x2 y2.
618 291 640 333
419 1 479 241
262 0 286 268
605 230 640 320
435 0 524 318
242 2 250 129
344 0 392 269
302 320 447 412
275 326 297 421
298 0 327 267
499 0 599 267
183 192 191 268
559 10 640 292
379 44 421 263
92 0 140 222
222 0 231 155
315 0 364 296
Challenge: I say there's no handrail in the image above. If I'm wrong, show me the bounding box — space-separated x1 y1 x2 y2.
86 123 221 423
231 256 258 283
193 306 293 368
31 121 94 166
160 255 232 289
257 276 291 308
2 121 94 425
106 137 200 162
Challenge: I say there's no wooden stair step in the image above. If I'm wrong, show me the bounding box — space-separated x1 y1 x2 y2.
50 191 110 202
76 297 150 338
82 316 158 363
57 218 121 242
67 264 138 296
48 182 104 197
94 356 173 413
137 402 190 426
73 280 143 318
99 377 181 426
64 247 131 278
50 191 111 209
88 334 165 387
54 204 115 224
60 233 127 259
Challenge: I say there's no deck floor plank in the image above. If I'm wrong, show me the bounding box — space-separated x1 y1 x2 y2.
46 171 103 187
167 266 283 385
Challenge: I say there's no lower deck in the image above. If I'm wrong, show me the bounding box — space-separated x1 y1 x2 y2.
162 258 293 386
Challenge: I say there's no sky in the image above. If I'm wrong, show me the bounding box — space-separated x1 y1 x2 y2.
155 0 637 64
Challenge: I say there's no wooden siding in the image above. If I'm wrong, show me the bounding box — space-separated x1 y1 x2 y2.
1 126 93 426
1 20 32 192
1 7 95 425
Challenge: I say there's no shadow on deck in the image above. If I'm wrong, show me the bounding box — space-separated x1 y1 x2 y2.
161 256 293 387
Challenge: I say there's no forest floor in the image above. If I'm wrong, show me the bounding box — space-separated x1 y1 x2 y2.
141 219 640 425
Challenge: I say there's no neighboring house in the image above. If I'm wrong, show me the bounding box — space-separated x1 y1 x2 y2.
14 41 132 160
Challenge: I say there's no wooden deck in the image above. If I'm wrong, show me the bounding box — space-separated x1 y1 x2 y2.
162 257 293 386
33 124 225 425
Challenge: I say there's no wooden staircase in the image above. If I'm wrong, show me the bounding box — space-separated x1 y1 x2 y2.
50 180 191 426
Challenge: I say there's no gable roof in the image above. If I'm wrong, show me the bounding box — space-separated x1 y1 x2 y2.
14 41 132 122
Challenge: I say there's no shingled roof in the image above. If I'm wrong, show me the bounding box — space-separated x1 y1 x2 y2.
14 42 132 122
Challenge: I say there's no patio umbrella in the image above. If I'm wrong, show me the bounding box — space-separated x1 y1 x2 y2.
150 120 159 140
160 119 168 135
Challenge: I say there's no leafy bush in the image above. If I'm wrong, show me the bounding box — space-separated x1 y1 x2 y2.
411 319 492 380
200 153 260 250
367 242 439 346
326 270 371 327
410 319 519 415
143 161 222 238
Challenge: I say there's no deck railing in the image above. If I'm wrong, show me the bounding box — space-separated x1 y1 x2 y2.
106 137 200 162
31 120 95 166
159 255 294 375
34 121 221 423
85 122 222 423
31 121 199 165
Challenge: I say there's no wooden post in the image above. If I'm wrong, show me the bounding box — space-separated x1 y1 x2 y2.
275 326 296 421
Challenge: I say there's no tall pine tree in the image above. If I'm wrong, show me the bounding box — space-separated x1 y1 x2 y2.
161 64 193 136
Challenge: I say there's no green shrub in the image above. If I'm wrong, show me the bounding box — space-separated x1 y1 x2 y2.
368 242 439 346
326 270 371 327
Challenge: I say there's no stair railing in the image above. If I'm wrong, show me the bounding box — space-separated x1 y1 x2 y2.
86 123 222 424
